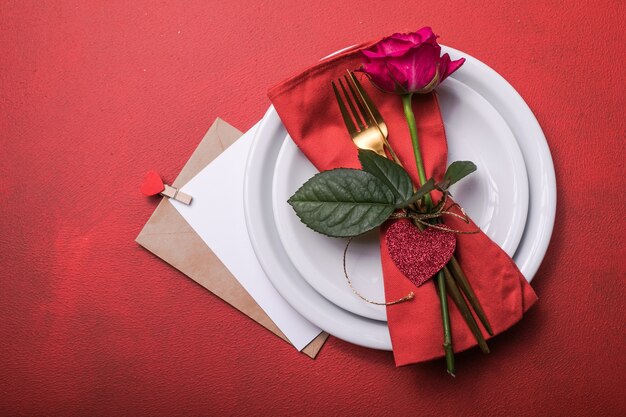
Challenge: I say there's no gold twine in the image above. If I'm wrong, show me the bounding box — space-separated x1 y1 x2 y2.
341 198 478 306
343 237 414 306
391 195 480 235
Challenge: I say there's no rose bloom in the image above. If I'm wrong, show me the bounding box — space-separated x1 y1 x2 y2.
360 27 465 94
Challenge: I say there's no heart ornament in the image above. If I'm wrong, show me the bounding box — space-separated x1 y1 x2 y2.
385 219 456 287
140 170 165 196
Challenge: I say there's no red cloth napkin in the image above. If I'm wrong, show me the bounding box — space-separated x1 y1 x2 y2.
268 43 537 366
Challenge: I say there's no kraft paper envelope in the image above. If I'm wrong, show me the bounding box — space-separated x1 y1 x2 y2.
136 118 328 358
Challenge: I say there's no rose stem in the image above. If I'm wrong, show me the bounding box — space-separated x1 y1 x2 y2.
401 93 433 208
436 270 455 376
416 223 489 354
389 116 492 338
387 93 487 364
401 93 493 347
412 223 479 337
443 266 490 353
448 256 493 336
402 93 454 374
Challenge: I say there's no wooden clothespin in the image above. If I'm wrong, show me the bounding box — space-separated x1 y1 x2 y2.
140 170 192 205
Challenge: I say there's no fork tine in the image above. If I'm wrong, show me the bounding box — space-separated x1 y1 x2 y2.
343 74 374 128
349 71 384 126
338 78 365 131
332 81 358 137
344 71 376 127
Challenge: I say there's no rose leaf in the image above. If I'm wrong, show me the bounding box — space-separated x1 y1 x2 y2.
288 168 396 237
439 161 477 191
396 178 436 208
358 149 413 204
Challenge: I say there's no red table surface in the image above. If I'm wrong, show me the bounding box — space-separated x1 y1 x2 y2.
1 1 624 416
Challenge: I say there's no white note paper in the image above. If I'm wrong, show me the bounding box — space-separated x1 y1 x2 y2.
171 123 322 351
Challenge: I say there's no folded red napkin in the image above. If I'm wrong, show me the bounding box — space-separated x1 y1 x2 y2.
268 42 537 366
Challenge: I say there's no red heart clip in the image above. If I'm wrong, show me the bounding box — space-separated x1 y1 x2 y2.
140 170 165 196
385 219 456 287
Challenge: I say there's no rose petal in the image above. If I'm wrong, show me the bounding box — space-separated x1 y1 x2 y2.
361 60 398 92
415 27 439 45
438 54 450 82
440 54 465 81
384 61 410 93
388 28 437 46
387 43 440 92
377 37 416 56
446 57 466 78
387 32 421 47
361 48 385 60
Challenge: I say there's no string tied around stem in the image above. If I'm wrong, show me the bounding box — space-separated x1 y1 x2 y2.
342 196 478 306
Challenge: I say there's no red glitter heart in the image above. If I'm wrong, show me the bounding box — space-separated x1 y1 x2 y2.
140 170 165 196
385 219 456 287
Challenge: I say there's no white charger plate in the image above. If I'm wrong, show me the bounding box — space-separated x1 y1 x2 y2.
244 45 556 350
271 77 529 321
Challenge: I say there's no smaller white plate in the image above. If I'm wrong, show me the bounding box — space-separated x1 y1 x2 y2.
272 78 529 321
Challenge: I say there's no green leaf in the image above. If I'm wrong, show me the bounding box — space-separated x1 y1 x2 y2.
441 161 477 190
358 149 413 204
288 168 396 237
396 178 436 208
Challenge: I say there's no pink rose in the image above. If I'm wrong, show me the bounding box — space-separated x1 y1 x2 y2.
360 27 465 94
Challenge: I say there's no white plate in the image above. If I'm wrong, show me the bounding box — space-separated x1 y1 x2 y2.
244 45 556 350
271 78 529 321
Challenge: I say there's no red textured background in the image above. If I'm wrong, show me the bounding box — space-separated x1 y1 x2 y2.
1 1 625 416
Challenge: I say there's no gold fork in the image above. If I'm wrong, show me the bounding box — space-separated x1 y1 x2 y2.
332 71 400 163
